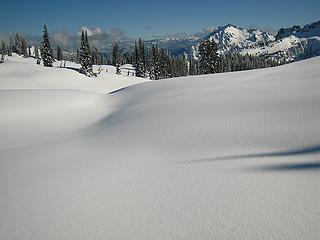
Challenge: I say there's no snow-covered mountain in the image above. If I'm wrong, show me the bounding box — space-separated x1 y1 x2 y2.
204 24 275 53
275 21 320 40
242 20 320 61
175 20 320 62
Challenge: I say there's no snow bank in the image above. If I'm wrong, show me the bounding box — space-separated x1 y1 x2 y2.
0 56 320 240
0 54 148 94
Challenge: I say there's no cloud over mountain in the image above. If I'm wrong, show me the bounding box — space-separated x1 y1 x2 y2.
51 26 129 51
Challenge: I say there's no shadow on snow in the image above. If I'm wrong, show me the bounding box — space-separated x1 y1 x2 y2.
183 145 320 171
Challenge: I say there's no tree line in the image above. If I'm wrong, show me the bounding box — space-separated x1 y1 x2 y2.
1 24 281 78
111 38 280 79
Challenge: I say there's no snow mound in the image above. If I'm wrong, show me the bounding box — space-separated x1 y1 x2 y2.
0 56 320 239
0 90 115 148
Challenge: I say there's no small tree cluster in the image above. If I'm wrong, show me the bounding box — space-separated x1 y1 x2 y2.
13 33 28 58
218 52 279 72
146 45 189 80
198 38 219 74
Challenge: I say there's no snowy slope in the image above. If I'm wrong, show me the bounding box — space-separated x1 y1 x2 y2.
0 55 147 147
0 54 147 94
0 57 320 239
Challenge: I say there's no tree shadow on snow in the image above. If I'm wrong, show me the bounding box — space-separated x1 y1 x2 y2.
249 162 320 172
189 145 320 163
108 86 132 94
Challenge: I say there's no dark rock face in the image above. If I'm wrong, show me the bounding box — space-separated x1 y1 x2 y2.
275 25 301 40
276 20 320 40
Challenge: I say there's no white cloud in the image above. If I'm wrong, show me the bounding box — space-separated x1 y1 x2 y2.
77 26 104 36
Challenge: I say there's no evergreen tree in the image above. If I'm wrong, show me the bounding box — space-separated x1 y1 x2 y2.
148 45 157 80
14 33 22 55
123 52 132 64
57 45 63 61
189 57 198 75
134 42 138 67
198 38 219 75
91 47 98 65
76 49 80 63
21 38 28 58
1 41 6 60
9 38 14 56
159 48 173 79
7 46 12 56
79 31 94 76
34 45 39 59
139 39 146 76
28 46 32 57
177 54 188 77
40 24 54 67
112 43 121 75
135 39 146 77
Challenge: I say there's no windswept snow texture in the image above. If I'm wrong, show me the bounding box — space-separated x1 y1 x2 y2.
0 56 320 240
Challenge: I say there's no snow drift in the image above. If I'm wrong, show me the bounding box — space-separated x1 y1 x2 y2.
0 56 320 240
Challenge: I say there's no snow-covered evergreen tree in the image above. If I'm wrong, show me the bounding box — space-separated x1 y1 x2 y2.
56 45 63 61
7 46 12 56
14 33 22 55
76 50 80 63
112 43 121 75
1 41 6 60
28 46 32 57
159 48 172 79
34 45 39 59
79 31 94 76
135 39 146 77
40 24 54 67
21 38 28 58
189 57 198 75
91 47 98 65
148 45 157 80
199 39 219 75
8 38 14 56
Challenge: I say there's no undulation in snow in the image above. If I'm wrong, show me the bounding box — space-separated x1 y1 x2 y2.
0 55 319 240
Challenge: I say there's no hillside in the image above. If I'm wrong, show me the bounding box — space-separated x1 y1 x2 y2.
0 56 320 239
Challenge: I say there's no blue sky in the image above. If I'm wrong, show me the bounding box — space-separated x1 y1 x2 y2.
1 0 319 38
